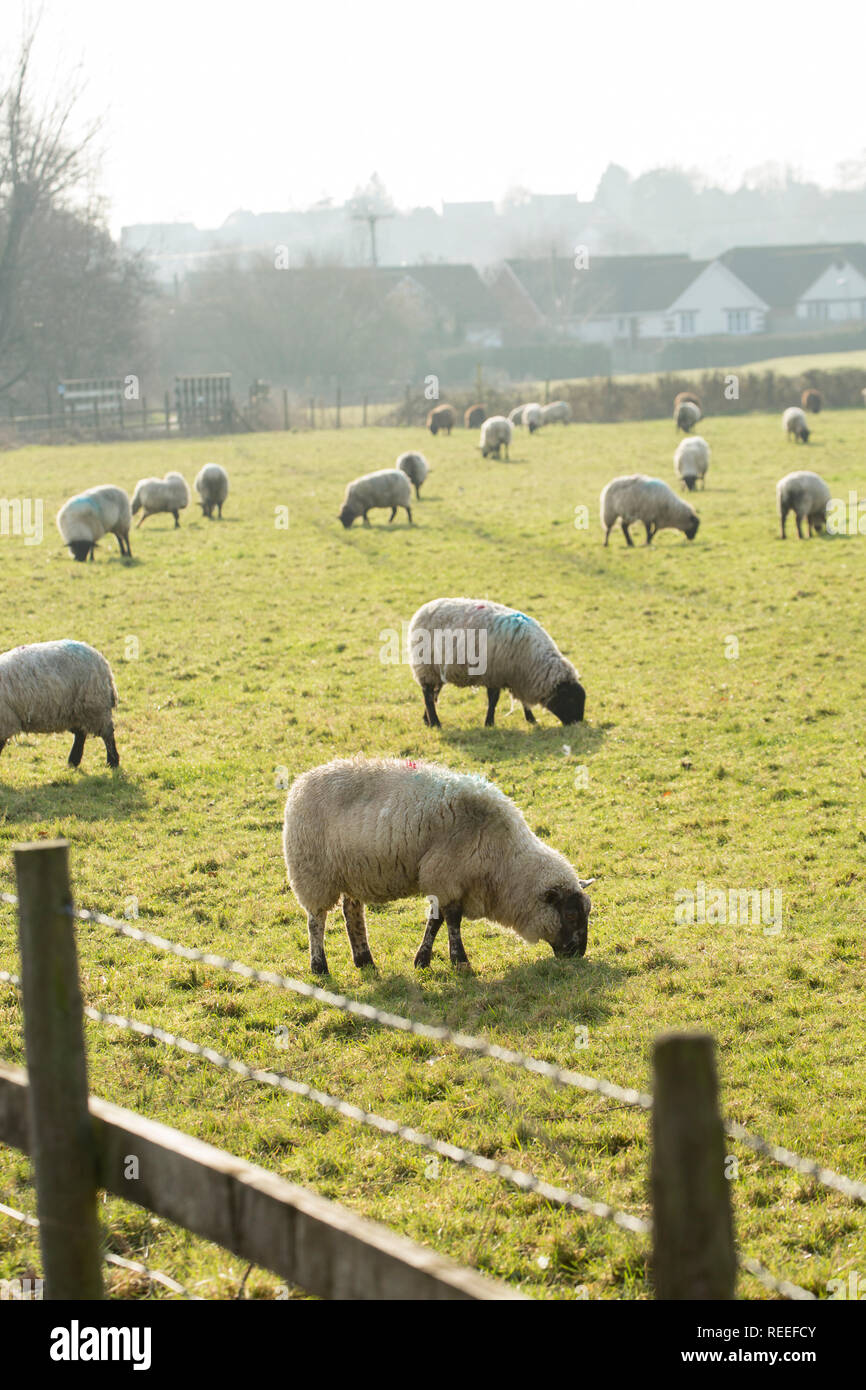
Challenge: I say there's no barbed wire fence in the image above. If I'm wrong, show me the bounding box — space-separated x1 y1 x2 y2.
1 852 862 1301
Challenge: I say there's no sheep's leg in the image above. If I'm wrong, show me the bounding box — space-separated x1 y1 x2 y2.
414 482 421 500
135 512 148 528
444 905 469 967
405 505 413 525
307 911 329 975
780 509 788 539
102 729 120 769
0 739 5 757
621 520 634 546
645 521 654 545
795 514 804 539
413 905 442 968
217 502 223 518
422 684 441 728
341 895 374 968
484 687 500 727
362 512 371 527
388 507 397 523
68 731 86 767
114 533 126 554
603 526 612 547
173 510 180 528
523 704 537 725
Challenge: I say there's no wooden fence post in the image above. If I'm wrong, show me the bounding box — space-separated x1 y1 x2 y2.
164 390 171 436
309 397 315 429
14 840 104 1300
335 383 341 429
362 394 368 427
282 388 289 431
651 1032 736 1300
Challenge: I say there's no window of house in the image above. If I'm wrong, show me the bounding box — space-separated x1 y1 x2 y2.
806 301 830 321
617 317 628 334
678 311 697 335
726 309 751 333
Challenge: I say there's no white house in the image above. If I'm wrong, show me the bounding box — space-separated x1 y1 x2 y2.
663 260 768 337
795 259 866 323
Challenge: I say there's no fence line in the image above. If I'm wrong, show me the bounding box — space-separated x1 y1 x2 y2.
2 886 864 1204
0 1201 199 1299
82 1002 650 1236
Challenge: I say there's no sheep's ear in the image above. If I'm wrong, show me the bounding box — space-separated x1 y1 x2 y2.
578 878 595 889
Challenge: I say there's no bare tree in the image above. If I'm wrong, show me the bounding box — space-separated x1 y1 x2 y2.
0 18 100 393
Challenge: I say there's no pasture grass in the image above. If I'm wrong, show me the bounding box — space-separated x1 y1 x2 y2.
0 410 864 1299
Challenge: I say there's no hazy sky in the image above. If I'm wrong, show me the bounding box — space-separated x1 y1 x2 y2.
14 0 865 233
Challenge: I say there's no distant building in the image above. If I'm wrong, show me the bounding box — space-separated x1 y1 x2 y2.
380 264 503 346
496 254 766 343
718 244 866 330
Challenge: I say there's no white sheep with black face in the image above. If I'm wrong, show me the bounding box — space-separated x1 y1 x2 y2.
600 474 700 546
339 469 412 528
194 463 229 518
674 436 710 492
782 407 811 444
282 756 593 974
0 640 120 768
776 470 830 539
56 485 132 561
131 472 190 528
675 401 701 433
396 452 429 499
522 403 543 433
479 416 512 459
408 597 585 729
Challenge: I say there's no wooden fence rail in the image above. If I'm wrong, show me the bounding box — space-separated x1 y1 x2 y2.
0 839 737 1301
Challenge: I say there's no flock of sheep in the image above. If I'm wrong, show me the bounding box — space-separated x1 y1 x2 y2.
0 379 855 975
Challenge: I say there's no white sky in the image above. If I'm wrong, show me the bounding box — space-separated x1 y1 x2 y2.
13 0 866 234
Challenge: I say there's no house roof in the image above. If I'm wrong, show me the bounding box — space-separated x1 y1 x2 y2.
505 254 706 319
379 263 502 323
718 244 866 308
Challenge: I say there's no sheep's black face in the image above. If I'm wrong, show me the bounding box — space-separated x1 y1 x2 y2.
800 428 811 443
546 886 592 958
69 540 92 562
683 476 697 492
338 505 356 529
685 515 700 540
545 679 585 725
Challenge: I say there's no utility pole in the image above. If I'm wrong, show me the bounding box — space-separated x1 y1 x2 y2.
352 210 394 267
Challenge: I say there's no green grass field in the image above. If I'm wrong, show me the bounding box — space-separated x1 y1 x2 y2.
1 409 864 1299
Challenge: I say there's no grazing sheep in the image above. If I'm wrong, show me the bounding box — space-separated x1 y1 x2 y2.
131 472 190 528
675 401 701 433
479 416 512 460
339 469 412 528
522 403 543 433
396 452 429 499
782 407 811 444
508 405 525 426
673 391 701 412
408 596 586 729
600 474 700 546
282 756 594 974
464 404 487 429
194 463 229 519
0 640 120 768
673 436 711 492
801 388 822 413
541 400 571 425
777 470 830 539
427 404 455 435
56 485 132 562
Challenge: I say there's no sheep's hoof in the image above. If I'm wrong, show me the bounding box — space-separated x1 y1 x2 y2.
353 950 375 969
310 956 329 975
414 949 432 969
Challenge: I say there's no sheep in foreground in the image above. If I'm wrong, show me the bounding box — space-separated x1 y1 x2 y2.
777 470 830 539
396 452 429 499
673 391 701 412
479 416 512 459
675 401 701 433
131 472 190 528
464 404 486 429
194 463 229 519
408 596 586 729
783 406 811 443
541 400 571 424
801 388 822 413
507 405 525 426
282 756 594 973
0 640 120 768
426 404 455 435
56 485 132 562
522 402 543 433
601 474 699 546
339 469 412 528
673 436 711 492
